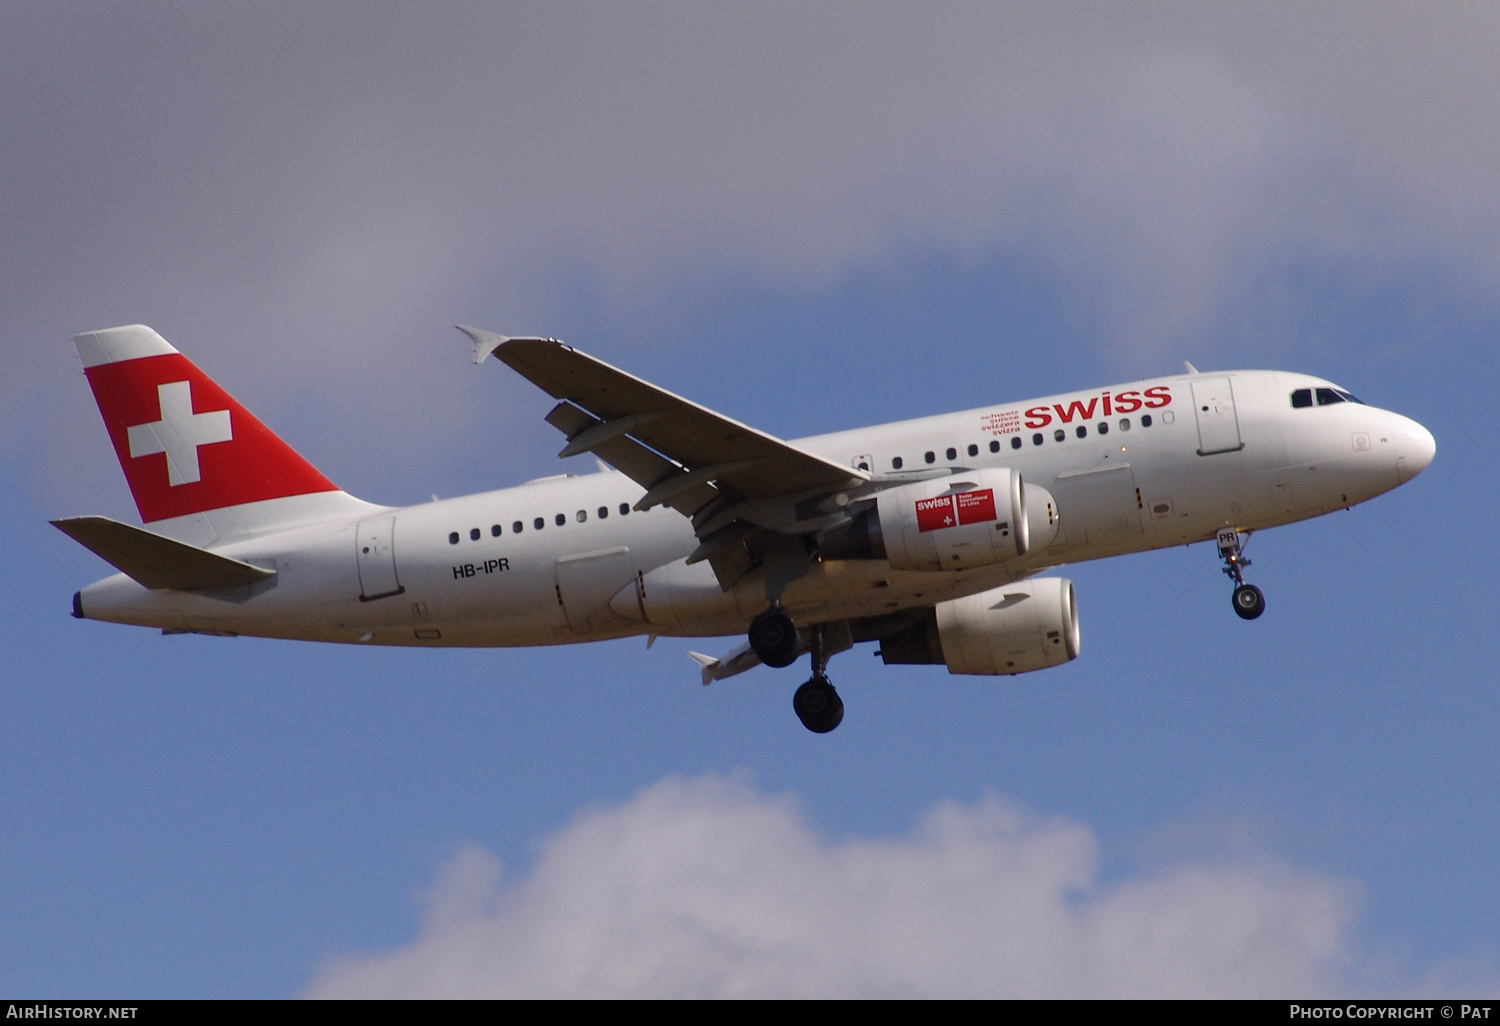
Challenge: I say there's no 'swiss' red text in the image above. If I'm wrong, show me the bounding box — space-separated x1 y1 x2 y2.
1024 386 1172 429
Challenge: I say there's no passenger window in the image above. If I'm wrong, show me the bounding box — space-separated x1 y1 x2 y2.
991 440 1002 453
1119 418 1131 431
513 521 523 534
892 457 904 469
967 444 978 457
448 532 459 545
1033 433 1043 446
1053 429 1065 442
945 447 957 461
598 506 608 519
576 510 587 522
619 503 630 516
1075 425 1087 438
1291 388 1313 408
555 513 566 526
491 524 502 537
1009 437 1021 450
534 517 545 530
469 528 480 541
1097 422 1109 435
1141 414 1153 427
924 451 936 464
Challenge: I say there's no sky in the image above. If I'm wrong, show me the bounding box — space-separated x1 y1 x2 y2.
2 2 1498 998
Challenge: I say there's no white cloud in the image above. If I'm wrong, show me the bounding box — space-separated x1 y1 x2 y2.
305 774 1361 998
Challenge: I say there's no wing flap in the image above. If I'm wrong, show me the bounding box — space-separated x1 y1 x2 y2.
52 516 276 591
543 402 720 515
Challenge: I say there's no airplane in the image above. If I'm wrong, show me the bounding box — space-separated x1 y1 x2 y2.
55 324 1436 732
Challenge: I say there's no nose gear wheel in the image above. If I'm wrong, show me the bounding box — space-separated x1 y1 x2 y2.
1217 527 1265 620
1233 583 1265 620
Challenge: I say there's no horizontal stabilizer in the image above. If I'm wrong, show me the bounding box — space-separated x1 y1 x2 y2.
51 516 276 591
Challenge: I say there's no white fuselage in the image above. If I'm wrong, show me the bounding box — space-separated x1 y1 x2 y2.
76 369 1434 647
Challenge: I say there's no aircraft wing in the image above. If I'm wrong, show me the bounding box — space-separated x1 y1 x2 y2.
463 327 873 590
463 328 868 515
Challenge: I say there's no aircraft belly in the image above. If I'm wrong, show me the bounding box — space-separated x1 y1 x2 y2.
629 554 1029 638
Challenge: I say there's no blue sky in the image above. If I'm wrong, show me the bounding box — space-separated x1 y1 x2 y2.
2 4 1497 997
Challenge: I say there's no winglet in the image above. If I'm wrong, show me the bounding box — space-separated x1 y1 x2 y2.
456 325 510 365
1183 360 1200 375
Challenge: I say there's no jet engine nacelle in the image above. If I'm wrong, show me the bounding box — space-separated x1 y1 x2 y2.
879 577 1079 675
877 468 1028 571
819 469 1060 571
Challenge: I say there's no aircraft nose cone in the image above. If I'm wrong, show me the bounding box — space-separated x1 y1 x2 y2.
1395 418 1436 483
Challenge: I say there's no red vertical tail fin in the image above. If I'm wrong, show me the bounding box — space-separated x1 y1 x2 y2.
74 325 359 532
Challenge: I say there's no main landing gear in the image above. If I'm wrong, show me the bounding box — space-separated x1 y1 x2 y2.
748 604 799 668
1217 526 1265 620
793 676 843 734
793 623 844 733
748 609 845 733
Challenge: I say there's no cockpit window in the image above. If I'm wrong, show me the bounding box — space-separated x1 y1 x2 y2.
1295 386 1365 408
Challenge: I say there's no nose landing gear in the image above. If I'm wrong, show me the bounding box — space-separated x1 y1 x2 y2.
1217 527 1265 620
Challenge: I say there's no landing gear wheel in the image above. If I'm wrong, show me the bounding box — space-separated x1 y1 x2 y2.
793 675 844 733
1232 584 1265 620
749 606 799 668
1217 528 1264 621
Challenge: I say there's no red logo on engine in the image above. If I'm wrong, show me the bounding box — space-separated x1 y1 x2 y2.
955 489 997 524
916 489 997 532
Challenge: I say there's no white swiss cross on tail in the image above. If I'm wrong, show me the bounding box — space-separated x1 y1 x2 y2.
126 380 233 486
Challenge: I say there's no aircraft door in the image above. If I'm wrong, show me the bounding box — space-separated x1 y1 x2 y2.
356 516 404 600
1191 377 1244 455
556 547 637 634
